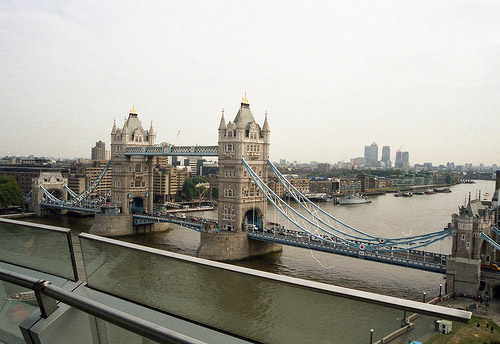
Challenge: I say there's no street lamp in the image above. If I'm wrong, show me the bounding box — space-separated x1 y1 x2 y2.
439 284 443 298
370 329 374 344
423 292 426 303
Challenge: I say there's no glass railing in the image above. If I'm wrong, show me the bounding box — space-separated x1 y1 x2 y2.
80 233 470 344
0 219 77 281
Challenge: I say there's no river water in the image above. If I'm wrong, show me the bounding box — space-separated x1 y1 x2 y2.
23 180 495 343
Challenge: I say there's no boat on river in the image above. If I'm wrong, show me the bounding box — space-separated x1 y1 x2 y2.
339 193 371 205
394 192 413 197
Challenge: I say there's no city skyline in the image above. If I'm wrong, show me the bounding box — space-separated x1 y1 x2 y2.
1 1 499 166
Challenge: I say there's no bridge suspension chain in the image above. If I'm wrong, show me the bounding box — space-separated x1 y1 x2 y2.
243 157 451 252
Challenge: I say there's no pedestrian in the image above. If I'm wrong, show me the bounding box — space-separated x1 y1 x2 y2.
492 326 494 333
477 322 480 330
487 324 489 329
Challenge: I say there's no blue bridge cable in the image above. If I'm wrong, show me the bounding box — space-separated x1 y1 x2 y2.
64 185 79 198
267 159 379 241
246 157 438 251
63 160 111 204
267 159 449 245
242 158 450 252
242 158 364 247
482 232 500 252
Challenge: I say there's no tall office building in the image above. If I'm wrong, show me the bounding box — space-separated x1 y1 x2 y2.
395 150 403 169
381 146 391 168
402 151 410 169
364 146 371 164
364 142 378 167
370 142 378 165
91 141 107 161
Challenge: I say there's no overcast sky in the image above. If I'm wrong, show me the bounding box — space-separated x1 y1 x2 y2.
1 1 499 166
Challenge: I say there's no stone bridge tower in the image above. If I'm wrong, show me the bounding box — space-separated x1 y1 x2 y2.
90 106 159 237
31 172 68 216
216 94 270 232
446 192 497 296
109 106 156 215
197 95 281 260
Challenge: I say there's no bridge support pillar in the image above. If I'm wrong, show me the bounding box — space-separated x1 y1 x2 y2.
197 231 282 261
90 214 135 236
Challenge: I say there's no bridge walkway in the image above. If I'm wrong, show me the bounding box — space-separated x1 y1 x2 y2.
248 227 448 273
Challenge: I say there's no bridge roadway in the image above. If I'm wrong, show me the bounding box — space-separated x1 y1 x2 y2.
41 201 101 214
248 227 448 274
132 213 217 232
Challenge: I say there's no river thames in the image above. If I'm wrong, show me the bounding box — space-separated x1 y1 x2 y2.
25 180 494 299
23 180 495 343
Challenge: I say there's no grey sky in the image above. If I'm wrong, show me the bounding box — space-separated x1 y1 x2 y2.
1 1 499 165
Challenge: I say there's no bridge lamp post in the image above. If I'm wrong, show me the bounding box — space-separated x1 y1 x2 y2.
439 284 443 298
369 328 374 344
422 292 426 303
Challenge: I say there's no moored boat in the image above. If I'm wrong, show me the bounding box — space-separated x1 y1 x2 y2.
339 193 371 205
434 187 452 193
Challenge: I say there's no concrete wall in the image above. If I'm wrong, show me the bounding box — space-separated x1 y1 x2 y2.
197 231 282 261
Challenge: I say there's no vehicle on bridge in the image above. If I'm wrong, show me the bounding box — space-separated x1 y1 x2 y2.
481 263 500 271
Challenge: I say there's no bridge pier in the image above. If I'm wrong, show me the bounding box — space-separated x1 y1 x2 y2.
197 231 282 261
90 214 170 236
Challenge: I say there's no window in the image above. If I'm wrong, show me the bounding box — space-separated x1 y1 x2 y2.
466 242 470 248
461 234 465 241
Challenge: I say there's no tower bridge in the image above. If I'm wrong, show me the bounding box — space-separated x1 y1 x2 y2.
27 98 500 296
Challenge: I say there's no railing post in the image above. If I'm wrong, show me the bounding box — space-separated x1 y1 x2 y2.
33 280 58 318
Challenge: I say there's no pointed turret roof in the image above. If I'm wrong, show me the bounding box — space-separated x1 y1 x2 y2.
219 108 226 130
149 120 155 136
234 93 255 129
262 111 270 132
111 119 117 134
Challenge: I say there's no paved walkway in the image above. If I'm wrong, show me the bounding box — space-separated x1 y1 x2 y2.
437 296 500 325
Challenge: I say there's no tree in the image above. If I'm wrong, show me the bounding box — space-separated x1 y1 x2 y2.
179 177 207 201
0 176 23 209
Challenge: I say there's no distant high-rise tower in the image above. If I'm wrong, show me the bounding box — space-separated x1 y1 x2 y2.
402 151 410 169
364 146 371 164
381 146 391 168
91 140 106 161
370 142 378 166
395 150 403 169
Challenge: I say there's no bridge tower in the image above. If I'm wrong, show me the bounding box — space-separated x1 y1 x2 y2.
109 106 156 215
446 196 496 296
217 94 270 232
197 95 281 260
90 106 161 236
31 172 68 216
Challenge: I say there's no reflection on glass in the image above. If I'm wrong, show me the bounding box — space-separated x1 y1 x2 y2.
0 280 38 343
81 236 406 343
0 219 76 281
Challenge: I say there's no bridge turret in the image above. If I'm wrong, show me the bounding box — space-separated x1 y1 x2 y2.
216 95 270 232
198 95 281 260
148 120 156 145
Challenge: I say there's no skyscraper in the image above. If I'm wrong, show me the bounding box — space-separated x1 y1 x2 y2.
402 151 410 169
395 150 403 169
91 140 106 161
370 142 378 166
381 146 391 168
364 146 371 164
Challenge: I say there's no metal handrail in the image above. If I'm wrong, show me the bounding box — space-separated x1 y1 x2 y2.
0 267 205 344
